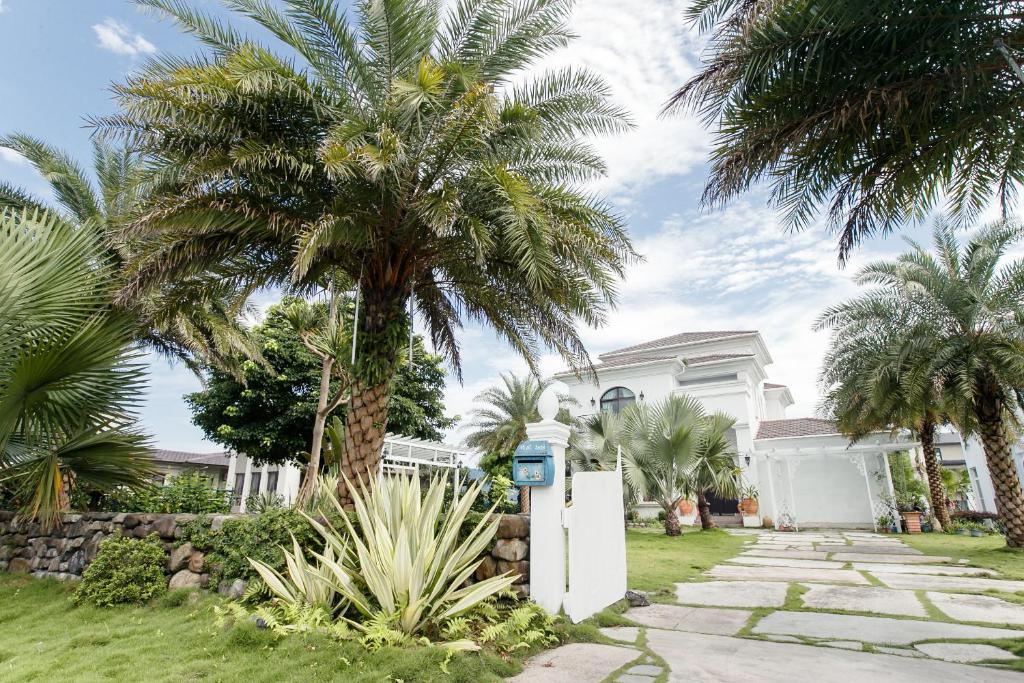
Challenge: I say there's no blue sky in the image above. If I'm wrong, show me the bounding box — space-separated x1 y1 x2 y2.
0 0 952 452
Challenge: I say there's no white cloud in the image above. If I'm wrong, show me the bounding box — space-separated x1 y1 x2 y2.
92 18 157 57
0 148 26 166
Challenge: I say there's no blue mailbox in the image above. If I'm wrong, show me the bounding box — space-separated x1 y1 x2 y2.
512 439 555 487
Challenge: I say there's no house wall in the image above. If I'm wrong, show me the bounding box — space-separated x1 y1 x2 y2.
151 462 228 489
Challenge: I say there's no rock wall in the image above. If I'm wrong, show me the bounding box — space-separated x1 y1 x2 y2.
0 511 531 596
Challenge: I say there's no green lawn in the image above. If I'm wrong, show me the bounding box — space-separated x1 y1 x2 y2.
0 576 531 683
902 532 1024 580
626 527 746 596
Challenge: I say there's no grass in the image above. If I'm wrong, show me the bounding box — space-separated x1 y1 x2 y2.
625 526 746 596
0 575 538 683
902 532 1024 580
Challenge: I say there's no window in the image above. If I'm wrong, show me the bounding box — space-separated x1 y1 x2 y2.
600 387 635 414
267 471 279 494
935 447 943 461
250 472 261 493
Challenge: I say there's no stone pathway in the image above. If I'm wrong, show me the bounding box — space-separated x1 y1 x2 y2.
512 530 1024 681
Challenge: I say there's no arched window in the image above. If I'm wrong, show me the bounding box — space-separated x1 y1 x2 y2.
600 387 635 414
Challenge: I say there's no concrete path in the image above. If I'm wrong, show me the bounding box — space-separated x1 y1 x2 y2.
513 530 1024 681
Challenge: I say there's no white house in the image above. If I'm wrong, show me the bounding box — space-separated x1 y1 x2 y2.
554 330 915 530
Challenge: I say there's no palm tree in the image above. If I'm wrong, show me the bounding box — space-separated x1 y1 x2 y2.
0 133 258 378
463 373 572 513
97 0 637 504
679 413 741 531
819 220 1024 547
0 209 153 529
667 0 1024 260
569 409 646 520
816 310 952 529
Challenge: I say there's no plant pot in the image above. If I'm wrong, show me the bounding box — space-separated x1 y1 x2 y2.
738 498 759 516
677 499 694 516
970 529 984 537
899 511 923 534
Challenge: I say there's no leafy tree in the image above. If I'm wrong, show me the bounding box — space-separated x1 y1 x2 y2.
187 299 455 467
0 210 152 530
668 0 1024 260
817 220 1024 547
462 373 572 512
817 305 952 529
0 134 257 376
100 0 637 504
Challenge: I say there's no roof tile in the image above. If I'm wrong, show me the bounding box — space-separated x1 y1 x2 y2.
756 418 840 440
601 330 756 357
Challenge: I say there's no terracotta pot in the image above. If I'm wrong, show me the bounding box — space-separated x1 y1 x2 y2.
900 511 923 534
738 498 759 516
677 499 694 516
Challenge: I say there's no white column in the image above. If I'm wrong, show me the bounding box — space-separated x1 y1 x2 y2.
258 463 270 494
785 458 800 532
239 456 253 513
854 453 877 531
278 462 300 505
225 453 238 494
526 390 571 616
765 456 780 530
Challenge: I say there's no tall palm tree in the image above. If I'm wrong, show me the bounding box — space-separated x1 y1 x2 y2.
816 310 952 529
97 0 637 504
819 220 1024 547
463 373 571 512
0 209 153 529
667 0 1024 261
0 133 258 378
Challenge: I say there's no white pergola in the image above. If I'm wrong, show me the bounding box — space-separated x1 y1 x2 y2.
751 436 919 532
379 433 479 498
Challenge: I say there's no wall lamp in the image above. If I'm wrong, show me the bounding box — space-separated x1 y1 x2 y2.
639 391 645 401
744 455 751 466
590 397 596 408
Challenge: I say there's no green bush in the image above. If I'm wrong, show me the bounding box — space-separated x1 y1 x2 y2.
100 472 231 514
74 534 167 607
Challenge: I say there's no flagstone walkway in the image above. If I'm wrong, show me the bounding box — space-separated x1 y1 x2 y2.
511 530 1024 682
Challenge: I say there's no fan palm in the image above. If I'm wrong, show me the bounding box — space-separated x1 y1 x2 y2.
818 219 1024 546
0 133 259 378
0 210 153 530
463 373 572 512
97 0 637 504
678 413 741 531
667 0 1024 261
816 310 952 529
568 409 645 519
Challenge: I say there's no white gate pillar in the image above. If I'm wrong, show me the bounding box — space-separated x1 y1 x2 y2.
526 390 570 616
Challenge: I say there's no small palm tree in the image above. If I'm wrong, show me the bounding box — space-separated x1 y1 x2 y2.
99 0 637 504
667 0 1024 260
819 219 1024 547
0 210 153 529
816 311 952 529
569 409 646 522
680 413 741 531
0 133 257 377
463 373 572 512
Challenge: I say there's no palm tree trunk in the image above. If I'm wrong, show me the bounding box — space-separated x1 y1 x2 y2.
696 491 715 530
519 486 531 514
919 420 950 531
975 392 1024 548
664 506 681 536
298 355 333 505
340 378 392 506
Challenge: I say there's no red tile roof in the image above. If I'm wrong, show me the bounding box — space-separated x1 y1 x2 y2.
602 331 756 357
756 418 841 440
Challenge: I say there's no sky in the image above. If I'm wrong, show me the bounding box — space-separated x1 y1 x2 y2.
0 0 969 453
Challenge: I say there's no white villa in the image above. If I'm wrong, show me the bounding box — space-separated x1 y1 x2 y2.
554 330 918 530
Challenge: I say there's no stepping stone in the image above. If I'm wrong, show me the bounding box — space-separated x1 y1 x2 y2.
764 635 804 643
743 549 831 560
707 564 870 585
873 573 1024 593
853 563 996 577
914 643 1018 663
832 552 952 564
818 544 921 555
727 556 845 570
875 646 927 658
644 629 1023 682
600 626 640 643
618 675 656 683
799 584 927 618
508 643 639 682
624 604 751 636
822 640 863 651
751 610 1024 645
675 580 788 608
927 592 1024 625
625 664 662 676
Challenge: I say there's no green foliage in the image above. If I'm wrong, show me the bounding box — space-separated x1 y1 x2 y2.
186 299 454 465
101 473 231 514
180 508 323 586
670 0 1024 259
887 452 929 512
74 534 167 607
453 592 559 655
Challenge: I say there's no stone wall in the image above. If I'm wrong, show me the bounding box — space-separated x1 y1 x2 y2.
0 511 531 596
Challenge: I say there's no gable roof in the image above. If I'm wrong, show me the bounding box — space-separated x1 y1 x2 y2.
591 353 679 370
601 331 757 357
756 418 841 440
684 353 753 365
152 449 231 468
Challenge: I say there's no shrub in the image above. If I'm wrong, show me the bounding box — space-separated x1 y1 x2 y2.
951 510 999 522
101 472 231 514
74 534 167 607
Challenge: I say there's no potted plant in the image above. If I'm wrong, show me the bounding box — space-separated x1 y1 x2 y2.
677 499 694 516
876 514 894 532
738 484 759 516
896 493 924 534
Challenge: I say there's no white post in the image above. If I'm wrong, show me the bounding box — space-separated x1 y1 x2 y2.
856 453 877 531
785 458 800 532
239 456 253 513
526 389 571 616
765 455 780 530
225 453 238 495
259 463 270 495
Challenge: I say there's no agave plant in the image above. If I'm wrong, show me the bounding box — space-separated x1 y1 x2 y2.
249 474 515 643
